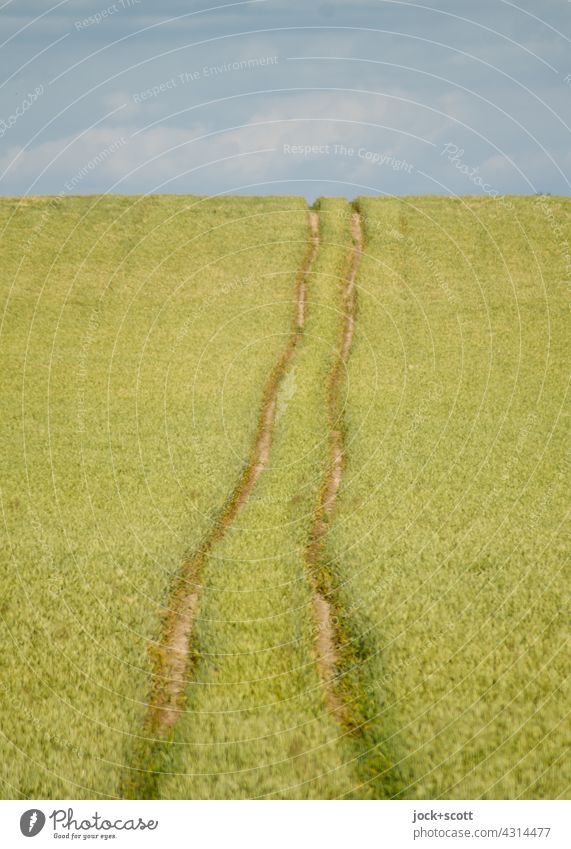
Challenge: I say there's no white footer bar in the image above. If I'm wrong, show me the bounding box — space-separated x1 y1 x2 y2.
2 799 568 849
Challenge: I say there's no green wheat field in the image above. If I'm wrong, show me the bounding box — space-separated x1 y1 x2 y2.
0 194 569 800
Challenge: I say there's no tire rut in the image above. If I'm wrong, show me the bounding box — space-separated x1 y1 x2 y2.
306 209 362 720
148 210 319 736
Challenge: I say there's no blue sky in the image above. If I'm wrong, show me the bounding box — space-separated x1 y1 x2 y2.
1 0 570 200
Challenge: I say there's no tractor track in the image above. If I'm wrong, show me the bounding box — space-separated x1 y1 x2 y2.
305 208 406 799
306 209 362 721
123 211 320 797
123 207 369 798
147 211 319 736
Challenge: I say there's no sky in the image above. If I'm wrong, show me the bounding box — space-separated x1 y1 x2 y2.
1 0 570 201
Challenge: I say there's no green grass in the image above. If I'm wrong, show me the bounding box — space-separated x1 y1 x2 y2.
326 196 570 799
0 194 309 798
0 193 568 800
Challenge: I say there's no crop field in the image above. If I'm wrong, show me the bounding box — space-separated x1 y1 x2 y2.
0 194 569 800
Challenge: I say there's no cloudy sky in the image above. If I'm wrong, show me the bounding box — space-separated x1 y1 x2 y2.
1 0 570 200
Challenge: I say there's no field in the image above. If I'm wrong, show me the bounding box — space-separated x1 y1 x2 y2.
0 194 569 800
328 196 570 799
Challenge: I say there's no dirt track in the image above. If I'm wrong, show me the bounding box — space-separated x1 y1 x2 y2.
306 210 362 719
146 210 320 736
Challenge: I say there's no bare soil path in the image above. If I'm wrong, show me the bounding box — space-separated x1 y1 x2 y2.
306 209 363 719
145 211 320 738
